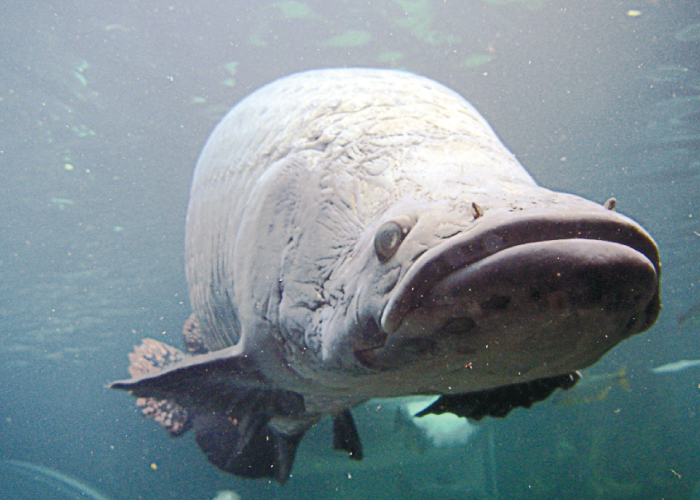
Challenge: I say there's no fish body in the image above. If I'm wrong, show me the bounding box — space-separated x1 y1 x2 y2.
550 367 631 407
652 359 700 373
677 300 700 331
111 69 660 482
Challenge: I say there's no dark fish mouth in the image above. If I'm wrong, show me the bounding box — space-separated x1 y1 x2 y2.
380 209 661 337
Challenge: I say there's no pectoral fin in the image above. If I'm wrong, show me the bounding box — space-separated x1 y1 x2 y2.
110 342 304 417
110 339 308 483
416 372 580 420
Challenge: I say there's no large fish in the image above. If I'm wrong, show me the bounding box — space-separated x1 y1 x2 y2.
111 68 660 482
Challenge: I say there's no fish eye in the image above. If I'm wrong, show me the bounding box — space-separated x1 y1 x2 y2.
374 221 405 262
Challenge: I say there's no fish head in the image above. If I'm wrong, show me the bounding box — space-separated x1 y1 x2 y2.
322 186 660 392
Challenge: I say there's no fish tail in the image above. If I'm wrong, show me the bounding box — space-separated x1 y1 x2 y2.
127 338 192 437
676 313 684 331
127 338 187 376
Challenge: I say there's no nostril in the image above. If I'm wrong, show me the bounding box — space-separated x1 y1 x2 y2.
355 317 387 350
441 317 477 335
480 295 511 311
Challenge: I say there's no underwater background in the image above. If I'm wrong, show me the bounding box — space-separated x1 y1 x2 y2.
1 0 699 498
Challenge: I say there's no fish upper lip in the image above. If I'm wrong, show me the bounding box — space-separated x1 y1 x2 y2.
380 209 660 335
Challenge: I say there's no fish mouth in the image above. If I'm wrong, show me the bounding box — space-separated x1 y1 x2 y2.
364 209 660 372
381 209 660 335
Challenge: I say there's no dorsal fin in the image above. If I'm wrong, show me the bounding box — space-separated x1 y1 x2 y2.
416 372 580 420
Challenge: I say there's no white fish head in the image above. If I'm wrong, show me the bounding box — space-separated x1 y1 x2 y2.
317 187 660 394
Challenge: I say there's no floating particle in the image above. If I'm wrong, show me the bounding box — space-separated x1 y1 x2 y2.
463 54 493 68
675 23 700 42
223 61 238 75
273 1 315 19
321 30 371 47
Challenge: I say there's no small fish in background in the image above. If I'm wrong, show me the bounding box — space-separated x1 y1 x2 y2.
393 405 431 455
651 359 700 374
676 300 700 331
551 359 700 407
390 396 478 453
211 491 241 500
404 397 478 447
550 368 631 407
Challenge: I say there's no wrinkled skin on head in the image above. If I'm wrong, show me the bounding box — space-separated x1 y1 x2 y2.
186 68 534 356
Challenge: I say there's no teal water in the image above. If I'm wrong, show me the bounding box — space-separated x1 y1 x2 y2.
1 1 699 499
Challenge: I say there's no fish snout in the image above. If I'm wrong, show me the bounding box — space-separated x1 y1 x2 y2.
427 239 658 338
367 209 661 374
381 209 660 334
